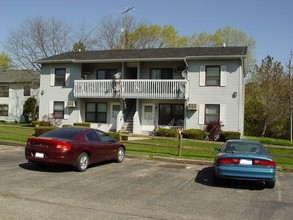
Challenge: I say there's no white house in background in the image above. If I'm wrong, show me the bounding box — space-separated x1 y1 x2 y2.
0 70 40 122
36 47 247 135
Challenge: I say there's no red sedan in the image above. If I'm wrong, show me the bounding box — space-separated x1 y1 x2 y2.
25 127 125 171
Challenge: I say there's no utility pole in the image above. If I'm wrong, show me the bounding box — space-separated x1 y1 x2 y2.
289 57 292 141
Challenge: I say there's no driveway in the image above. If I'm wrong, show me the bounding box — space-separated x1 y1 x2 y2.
0 145 293 220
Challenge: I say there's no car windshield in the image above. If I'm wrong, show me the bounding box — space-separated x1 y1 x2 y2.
223 142 265 154
40 128 83 140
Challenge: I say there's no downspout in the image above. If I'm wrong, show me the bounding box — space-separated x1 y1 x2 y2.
240 57 245 137
183 57 190 130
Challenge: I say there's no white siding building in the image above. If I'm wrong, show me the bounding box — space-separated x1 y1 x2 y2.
36 47 247 135
0 70 40 122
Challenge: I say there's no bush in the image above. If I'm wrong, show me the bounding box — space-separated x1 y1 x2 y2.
73 122 91 127
205 121 223 141
183 129 206 140
32 121 51 127
34 126 56 136
62 124 73 127
108 131 128 141
219 131 241 142
156 128 178 137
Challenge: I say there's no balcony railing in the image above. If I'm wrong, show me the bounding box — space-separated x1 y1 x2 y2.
74 79 188 99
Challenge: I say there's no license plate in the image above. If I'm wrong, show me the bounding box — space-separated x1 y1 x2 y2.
240 159 252 165
35 152 44 158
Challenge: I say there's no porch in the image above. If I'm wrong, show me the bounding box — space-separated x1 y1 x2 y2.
74 79 188 99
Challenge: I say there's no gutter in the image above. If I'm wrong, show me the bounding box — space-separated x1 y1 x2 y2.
36 55 247 64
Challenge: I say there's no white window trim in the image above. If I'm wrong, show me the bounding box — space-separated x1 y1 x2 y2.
199 65 226 87
198 104 226 125
65 68 70 86
199 66 205 87
50 69 55 87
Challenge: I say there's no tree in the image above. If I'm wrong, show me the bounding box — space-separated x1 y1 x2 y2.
4 15 73 70
189 26 256 74
245 56 290 137
0 53 11 70
93 15 127 49
23 96 38 122
127 24 189 49
73 40 86 52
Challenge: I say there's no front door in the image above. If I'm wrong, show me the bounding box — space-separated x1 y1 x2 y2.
110 103 120 130
142 104 155 131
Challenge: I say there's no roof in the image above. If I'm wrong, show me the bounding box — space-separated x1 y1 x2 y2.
0 70 40 83
36 47 247 63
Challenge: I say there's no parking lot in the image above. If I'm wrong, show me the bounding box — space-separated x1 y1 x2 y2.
1 145 293 220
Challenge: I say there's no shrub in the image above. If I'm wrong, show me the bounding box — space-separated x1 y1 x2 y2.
108 131 128 141
219 131 241 142
23 96 38 122
205 121 223 141
62 124 73 127
34 126 56 136
183 129 206 140
156 128 178 137
73 122 91 127
32 121 51 127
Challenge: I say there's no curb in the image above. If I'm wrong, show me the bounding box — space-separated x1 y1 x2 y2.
126 154 214 166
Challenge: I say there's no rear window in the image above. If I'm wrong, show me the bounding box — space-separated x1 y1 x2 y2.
40 128 83 140
224 142 265 154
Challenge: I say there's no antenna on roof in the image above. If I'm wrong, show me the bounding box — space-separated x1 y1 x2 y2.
122 7 135 14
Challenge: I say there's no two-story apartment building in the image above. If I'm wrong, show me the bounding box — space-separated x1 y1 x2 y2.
36 47 247 135
0 70 40 122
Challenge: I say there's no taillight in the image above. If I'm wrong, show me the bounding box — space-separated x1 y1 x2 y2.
217 158 240 164
55 141 71 151
253 159 276 166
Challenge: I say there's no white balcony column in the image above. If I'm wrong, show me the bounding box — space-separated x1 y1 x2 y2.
133 99 141 134
121 62 125 78
137 61 141 79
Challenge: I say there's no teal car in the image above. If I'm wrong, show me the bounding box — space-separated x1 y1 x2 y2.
214 140 276 188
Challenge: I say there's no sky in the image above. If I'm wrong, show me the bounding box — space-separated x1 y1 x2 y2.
0 0 292 65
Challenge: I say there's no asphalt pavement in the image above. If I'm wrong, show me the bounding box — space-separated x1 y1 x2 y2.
0 145 293 220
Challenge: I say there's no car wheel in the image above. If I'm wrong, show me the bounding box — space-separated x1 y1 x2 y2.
213 172 222 185
265 180 275 189
116 147 125 163
76 152 89 172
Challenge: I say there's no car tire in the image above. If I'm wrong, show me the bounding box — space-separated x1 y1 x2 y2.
76 152 89 172
265 180 275 189
213 172 222 185
116 147 125 163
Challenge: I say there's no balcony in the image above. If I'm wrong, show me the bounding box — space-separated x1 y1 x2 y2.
74 79 188 99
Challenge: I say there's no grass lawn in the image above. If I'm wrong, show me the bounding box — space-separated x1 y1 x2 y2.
0 122 293 169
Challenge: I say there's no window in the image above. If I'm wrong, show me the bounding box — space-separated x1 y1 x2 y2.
24 86 30 96
53 102 64 119
159 104 184 126
112 105 120 118
206 66 220 86
0 86 9 97
0 104 8 116
150 68 173 79
96 69 117 79
55 68 66 86
86 130 100 142
86 102 107 123
205 104 220 124
144 106 153 120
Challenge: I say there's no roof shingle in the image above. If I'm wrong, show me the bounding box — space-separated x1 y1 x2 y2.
36 47 247 63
